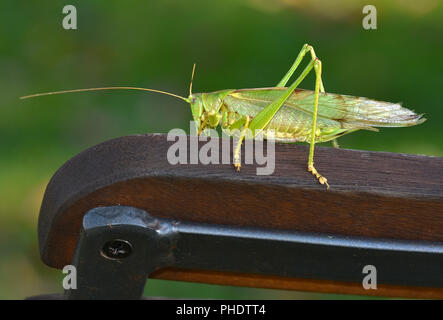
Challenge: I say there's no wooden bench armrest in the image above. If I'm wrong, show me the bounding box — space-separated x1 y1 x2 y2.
38 134 443 298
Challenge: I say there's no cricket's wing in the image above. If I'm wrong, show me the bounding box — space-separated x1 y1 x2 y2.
229 88 426 128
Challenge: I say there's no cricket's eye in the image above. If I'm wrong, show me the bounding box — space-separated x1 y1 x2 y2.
188 94 196 104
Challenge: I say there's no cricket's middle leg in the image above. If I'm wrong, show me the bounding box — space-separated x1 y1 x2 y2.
332 139 340 148
307 59 329 189
233 116 251 171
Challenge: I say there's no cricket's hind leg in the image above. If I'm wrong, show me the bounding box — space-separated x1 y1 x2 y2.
307 57 329 189
277 44 329 188
242 44 329 189
277 43 325 93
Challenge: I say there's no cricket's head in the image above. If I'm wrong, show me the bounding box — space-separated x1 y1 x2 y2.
188 93 204 132
188 90 234 134
186 64 227 134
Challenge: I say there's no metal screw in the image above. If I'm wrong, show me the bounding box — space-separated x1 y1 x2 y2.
101 239 133 260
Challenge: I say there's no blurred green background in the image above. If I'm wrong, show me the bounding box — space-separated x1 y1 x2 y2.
0 0 442 299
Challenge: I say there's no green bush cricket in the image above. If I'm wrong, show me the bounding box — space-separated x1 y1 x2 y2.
21 44 425 189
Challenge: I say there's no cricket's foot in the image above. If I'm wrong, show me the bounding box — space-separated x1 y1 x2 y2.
308 165 329 190
233 155 241 171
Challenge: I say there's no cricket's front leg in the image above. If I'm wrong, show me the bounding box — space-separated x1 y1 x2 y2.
233 116 250 171
307 58 329 190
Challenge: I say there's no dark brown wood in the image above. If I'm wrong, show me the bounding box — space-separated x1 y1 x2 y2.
150 268 443 299
38 134 443 297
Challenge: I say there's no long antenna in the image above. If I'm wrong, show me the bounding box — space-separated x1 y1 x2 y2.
20 86 188 102
189 63 196 96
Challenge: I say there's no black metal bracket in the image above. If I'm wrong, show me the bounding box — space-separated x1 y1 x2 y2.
65 206 443 299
